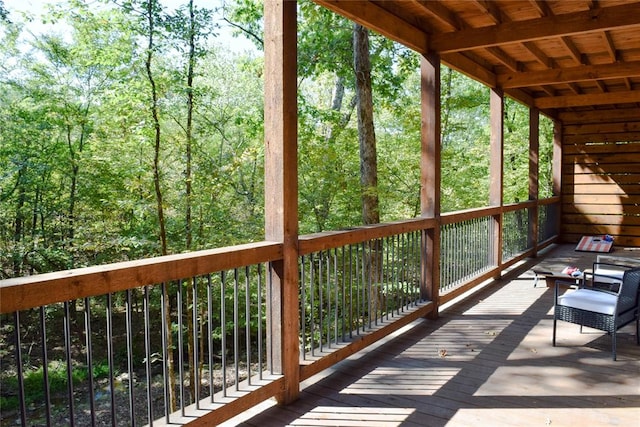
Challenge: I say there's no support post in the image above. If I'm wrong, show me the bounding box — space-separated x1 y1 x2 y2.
529 107 539 254
420 53 440 318
264 0 299 405
490 88 504 270
553 120 563 239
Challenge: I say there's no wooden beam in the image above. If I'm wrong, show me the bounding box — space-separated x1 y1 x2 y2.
498 60 640 88
559 108 640 124
313 0 429 53
535 90 640 109
430 4 640 53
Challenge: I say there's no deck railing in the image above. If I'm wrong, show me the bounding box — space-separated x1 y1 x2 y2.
440 213 496 292
0 199 559 426
300 233 423 359
502 203 533 262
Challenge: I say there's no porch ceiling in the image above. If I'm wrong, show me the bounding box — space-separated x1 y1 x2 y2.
314 0 640 123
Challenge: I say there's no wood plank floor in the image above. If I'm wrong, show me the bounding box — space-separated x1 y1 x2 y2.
222 245 640 427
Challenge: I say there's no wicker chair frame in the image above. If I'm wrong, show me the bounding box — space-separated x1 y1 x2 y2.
552 267 640 361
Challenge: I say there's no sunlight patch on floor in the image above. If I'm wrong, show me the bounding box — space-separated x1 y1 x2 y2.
446 407 640 427
289 406 415 426
340 367 460 395
474 365 640 396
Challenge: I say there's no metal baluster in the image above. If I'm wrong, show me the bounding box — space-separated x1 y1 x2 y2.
106 294 117 426
84 297 96 426
319 251 325 351
332 248 340 344
207 275 214 401
400 234 405 309
64 301 76 427
340 247 346 342
39 306 52 427
245 266 252 385
160 283 171 421
143 287 153 425
266 264 273 374
192 277 199 407
234 269 240 391
14 311 26 427
367 242 372 328
220 271 227 396
177 281 185 415
325 250 331 348
125 291 135 426
360 242 367 331
257 264 264 379
348 245 353 339
390 235 398 314
310 253 316 355
384 236 389 319
301 255 307 359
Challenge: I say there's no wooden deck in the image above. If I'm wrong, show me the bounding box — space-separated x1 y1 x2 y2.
222 245 640 427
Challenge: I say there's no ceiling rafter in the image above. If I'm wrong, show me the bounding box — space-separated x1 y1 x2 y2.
602 31 618 62
472 0 504 25
521 41 553 68
429 3 640 53
485 46 520 72
529 0 552 17
411 0 461 31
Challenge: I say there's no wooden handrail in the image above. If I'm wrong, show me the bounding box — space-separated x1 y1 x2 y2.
0 241 282 313
298 216 437 255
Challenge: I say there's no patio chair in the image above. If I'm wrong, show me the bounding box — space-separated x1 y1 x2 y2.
552 267 640 360
583 261 636 292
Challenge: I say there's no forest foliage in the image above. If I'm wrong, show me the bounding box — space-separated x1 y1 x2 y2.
0 0 554 279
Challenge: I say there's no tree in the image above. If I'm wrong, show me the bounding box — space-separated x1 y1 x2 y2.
353 24 379 226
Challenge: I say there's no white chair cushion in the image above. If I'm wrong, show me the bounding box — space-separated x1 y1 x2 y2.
593 267 624 284
558 289 617 315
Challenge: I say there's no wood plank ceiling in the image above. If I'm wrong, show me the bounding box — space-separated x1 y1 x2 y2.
314 0 640 125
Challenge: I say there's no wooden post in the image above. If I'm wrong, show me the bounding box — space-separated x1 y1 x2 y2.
529 107 539 255
264 0 299 405
553 120 563 240
490 88 503 269
420 53 440 318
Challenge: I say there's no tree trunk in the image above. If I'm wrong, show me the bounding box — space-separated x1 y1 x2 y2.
144 0 175 411
145 1 168 257
354 24 383 316
353 24 379 226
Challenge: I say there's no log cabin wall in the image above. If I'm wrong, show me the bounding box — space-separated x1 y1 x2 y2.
560 109 640 247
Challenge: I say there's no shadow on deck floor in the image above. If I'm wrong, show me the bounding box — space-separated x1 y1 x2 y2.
222 244 640 427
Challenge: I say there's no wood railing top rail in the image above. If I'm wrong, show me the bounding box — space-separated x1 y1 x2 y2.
298 216 437 255
440 205 501 225
0 241 282 314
